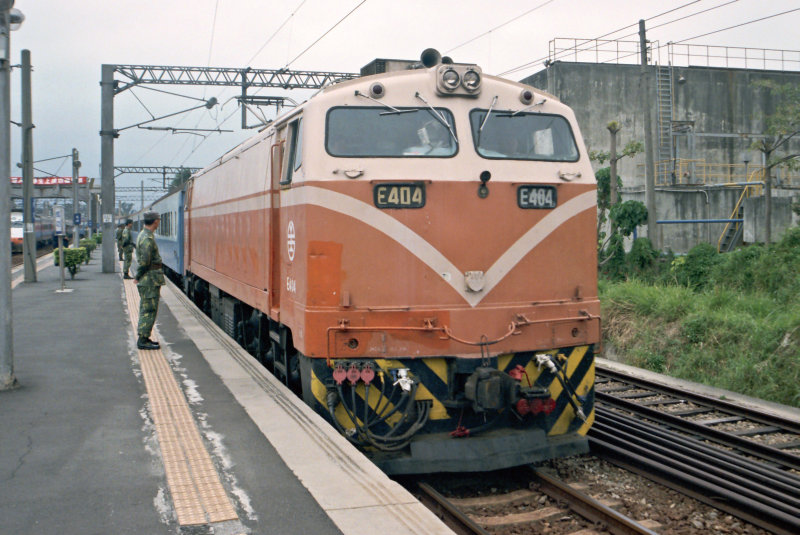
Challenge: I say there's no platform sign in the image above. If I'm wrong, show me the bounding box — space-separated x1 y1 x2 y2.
73 213 81 225
54 206 65 235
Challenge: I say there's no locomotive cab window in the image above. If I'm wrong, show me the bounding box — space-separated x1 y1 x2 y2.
326 106 457 158
282 118 302 185
469 110 579 162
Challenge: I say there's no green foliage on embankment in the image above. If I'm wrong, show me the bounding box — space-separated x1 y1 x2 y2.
600 227 800 408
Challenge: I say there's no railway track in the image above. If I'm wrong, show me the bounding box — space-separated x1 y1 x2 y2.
11 244 54 267
409 467 660 535
593 364 800 534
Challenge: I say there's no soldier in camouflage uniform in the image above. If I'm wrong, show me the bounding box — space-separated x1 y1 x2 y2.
121 219 135 279
115 223 125 260
134 211 164 350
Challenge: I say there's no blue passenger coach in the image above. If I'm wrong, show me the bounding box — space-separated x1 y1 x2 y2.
150 189 185 278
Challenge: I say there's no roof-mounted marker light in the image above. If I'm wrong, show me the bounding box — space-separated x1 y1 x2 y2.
370 82 385 99
519 89 534 105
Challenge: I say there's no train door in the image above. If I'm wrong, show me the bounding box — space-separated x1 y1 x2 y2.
270 118 303 389
269 128 286 318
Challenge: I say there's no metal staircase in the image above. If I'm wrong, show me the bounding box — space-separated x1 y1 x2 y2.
656 65 674 181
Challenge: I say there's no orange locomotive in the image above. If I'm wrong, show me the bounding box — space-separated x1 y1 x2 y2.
183 50 600 473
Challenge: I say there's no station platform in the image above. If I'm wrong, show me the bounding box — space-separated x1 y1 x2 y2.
0 255 454 535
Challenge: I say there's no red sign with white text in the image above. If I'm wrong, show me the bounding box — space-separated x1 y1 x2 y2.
10 176 89 185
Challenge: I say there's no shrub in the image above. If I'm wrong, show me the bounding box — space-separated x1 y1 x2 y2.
79 238 97 263
94 232 102 244
53 247 87 279
671 242 721 290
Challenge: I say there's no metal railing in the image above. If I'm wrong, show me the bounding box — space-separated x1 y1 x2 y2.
547 39 800 72
636 159 799 187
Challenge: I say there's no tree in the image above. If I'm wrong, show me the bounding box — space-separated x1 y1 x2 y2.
752 81 800 243
589 121 644 205
118 202 135 216
170 168 193 192
591 122 646 272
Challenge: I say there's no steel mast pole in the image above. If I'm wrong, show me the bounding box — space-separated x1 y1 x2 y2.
100 64 115 272
71 148 80 247
21 49 34 281
0 2 16 390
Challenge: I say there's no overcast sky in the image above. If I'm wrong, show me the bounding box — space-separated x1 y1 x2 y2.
8 0 800 208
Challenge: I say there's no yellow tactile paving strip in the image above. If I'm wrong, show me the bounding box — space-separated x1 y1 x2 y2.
123 276 239 526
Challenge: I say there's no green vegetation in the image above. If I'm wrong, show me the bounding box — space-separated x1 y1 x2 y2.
600 227 800 408
53 247 88 279
79 237 97 263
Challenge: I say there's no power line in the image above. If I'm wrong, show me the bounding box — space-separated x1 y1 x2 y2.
445 0 558 55
499 0 715 77
600 5 800 65
285 0 369 68
245 0 308 66
672 6 800 45
206 0 220 68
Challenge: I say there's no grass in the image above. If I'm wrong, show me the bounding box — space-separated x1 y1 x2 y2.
600 228 800 409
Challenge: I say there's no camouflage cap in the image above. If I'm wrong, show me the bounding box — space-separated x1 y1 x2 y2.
143 210 161 220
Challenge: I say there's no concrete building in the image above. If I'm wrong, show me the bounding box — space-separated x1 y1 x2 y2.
521 41 800 252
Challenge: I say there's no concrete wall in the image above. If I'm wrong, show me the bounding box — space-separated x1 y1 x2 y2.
522 62 800 187
523 62 800 251
744 194 800 244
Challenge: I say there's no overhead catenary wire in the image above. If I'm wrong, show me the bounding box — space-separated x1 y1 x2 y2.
498 0 727 77
445 0 559 55
284 0 369 69
599 5 800 65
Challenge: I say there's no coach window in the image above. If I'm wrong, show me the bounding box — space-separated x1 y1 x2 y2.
282 118 302 185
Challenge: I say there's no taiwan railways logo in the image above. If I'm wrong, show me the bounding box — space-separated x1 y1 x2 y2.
287 220 296 261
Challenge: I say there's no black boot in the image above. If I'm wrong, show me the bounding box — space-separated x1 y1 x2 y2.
137 336 159 350
123 273 132 279
146 338 161 349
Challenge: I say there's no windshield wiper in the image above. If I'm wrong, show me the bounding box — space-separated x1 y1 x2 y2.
414 92 458 145
477 95 498 145
354 90 418 115
510 98 547 116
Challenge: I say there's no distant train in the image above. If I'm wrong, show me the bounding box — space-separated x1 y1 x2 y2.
133 49 601 474
10 211 56 252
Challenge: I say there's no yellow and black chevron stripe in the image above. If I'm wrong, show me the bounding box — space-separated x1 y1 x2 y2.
307 344 595 437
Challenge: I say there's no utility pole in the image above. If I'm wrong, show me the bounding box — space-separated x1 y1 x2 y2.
100 64 115 273
21 48 34 281
639 20 657 246
0 0 22 390
71 148 80 248
140 180 144 210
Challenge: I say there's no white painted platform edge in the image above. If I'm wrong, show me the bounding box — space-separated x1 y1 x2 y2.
161 283 455 535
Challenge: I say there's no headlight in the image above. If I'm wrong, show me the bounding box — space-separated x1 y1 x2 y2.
462 69 481 92
441 68 460 90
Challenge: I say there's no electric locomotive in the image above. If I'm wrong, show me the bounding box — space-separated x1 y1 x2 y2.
181 49 601 474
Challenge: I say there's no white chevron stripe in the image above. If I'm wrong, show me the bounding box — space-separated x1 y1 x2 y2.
282 186 595 307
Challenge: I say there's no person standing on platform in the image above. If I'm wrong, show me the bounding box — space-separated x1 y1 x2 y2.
134 211 164 350
115 223 125 260
121 219 135 279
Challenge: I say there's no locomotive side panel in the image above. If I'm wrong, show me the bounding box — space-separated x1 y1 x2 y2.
187 136 273 312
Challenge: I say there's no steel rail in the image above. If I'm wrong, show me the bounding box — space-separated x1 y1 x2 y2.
597 410 800 495
530 468 659 535
596 391 800 472
597 365 800 434
412 482 490 535
591 410 800 535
